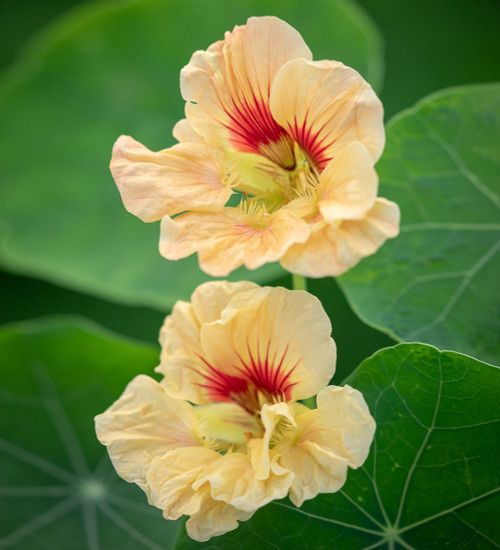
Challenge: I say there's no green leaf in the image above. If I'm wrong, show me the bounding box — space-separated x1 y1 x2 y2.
339 84 500 365
0 0 383 310
0 317 181 549
175 343 500 549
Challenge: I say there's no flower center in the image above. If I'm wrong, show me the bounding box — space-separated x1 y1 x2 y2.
231 141 320 214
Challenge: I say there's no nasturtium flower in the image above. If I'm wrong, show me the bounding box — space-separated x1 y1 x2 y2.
111 16 399 278
95 282 375 541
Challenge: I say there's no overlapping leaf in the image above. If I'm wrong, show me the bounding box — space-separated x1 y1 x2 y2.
339 84 500 365
0 318 180 549
0 0 382 310
176 343 500 549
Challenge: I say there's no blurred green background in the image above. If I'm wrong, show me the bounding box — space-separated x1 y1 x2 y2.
1 0 499 380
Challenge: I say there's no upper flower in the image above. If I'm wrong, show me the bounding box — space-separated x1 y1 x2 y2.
95 281 376 541
111 16 399 277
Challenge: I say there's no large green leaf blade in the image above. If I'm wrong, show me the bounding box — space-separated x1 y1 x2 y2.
0 318 181 549
0 0 383 310
175 343 500 549
339 83 500 365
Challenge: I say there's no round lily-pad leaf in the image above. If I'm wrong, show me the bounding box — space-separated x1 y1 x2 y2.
0 0 383 310
338 83 500 365
0 317 180 549
175 343 500 549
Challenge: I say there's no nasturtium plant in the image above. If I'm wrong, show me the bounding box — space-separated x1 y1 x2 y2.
0 0 382 310
175 343 500 550
1 2 499 549
339 83 500 366
2 321 498 549
0 318 180 549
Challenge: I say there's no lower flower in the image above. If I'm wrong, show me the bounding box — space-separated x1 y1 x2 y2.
95 282 375 540
95 369 375 541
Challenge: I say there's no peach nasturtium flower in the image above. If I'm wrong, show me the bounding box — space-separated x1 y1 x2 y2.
95 282 376 541
111 16 399 277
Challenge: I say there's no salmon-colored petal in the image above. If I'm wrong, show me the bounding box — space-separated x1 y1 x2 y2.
172 118 204 143
270 58 385 169
253 387 375 507
300 385 376 467
94 375 200 489
199 286 336 409
157 281 258 404
250 400 351 507
180 16 312 165
190 280 260 326
277 440 349 507
196 452 293 512
277 385 375 506
146 447 219 519
110 135 232 221
147 448 255 541
281 197 400 277
185 487 254 542
248 402 298 479
318 141 378 222
159 206 310 277
157 283 335 410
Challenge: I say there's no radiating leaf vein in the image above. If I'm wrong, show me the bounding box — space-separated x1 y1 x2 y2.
394 355 443 528
31 360 91 477
0 437 77 484
398 487 500 534
273 502 383 536
0 497 79 548
98 502 166 550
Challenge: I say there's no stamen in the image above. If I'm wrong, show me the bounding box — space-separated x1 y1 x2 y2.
238 198 267 219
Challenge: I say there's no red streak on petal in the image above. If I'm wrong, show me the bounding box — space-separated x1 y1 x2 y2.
192 339 301 413
222 89 293 167
289 113 336 171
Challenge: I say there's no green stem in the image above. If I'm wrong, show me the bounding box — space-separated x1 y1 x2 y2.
291 273 308 292
292 274 314 408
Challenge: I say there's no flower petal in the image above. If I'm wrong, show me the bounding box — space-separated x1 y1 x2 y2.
278 440 349 507
199 286 336 407
317 141 378 222
94 375 200 489
281 197 400 277
270 58 385 169
146 447 219 519
146 447 254 542
157 283 335 409
269 386 375 506
110 135 232 221
196 452 293 512
157 281 258 404
180 16 311 164
306 385 376 467
172 118 204 143
248 401 298 479
159 207 310 277
185 488 254 542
